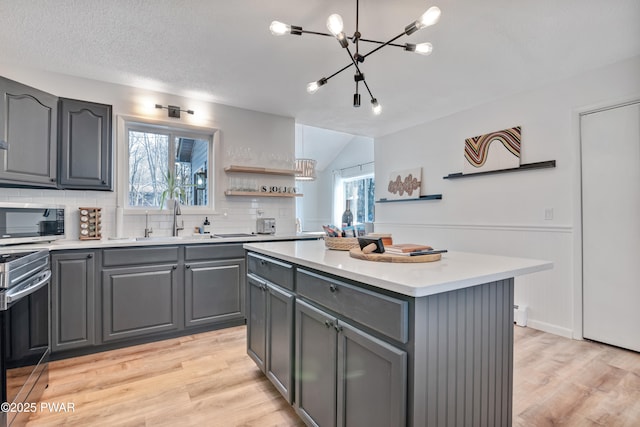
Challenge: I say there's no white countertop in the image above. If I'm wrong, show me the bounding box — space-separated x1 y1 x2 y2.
244 240 553 297
1 233 321 252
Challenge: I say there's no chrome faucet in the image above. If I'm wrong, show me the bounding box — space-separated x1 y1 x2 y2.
172 200 184 236
144 211 153 237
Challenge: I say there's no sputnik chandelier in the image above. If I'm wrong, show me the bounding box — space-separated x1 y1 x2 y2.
270 0 441 115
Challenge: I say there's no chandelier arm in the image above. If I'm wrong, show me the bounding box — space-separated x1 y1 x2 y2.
299 29 334 37
297 29 405 48
362 31 407 59
357 38 406 48
326 62 355 81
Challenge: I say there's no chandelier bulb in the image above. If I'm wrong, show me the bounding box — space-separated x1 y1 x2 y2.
306 78 327 94
270 21 291 36
371 99 382 115
416 6 441 30
326 14 344 36
405 42 433 56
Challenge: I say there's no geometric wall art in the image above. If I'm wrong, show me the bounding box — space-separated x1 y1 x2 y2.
387 167 422 200
463 126 521 174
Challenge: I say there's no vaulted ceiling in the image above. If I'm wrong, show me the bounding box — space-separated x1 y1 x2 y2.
1 0 639 138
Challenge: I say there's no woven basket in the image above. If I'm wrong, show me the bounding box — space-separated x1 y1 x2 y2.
324 237 359 251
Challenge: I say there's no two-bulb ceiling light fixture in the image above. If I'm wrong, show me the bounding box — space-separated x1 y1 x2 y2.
270 0 441 115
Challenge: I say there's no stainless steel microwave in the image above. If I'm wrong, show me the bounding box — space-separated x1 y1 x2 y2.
0 203 65 245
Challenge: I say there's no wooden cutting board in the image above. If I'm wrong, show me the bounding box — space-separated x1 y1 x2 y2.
349 247 442 263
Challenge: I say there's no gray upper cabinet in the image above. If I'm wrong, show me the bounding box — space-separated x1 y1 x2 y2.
0 76 57 188
58 98 112 190
51 251 96 352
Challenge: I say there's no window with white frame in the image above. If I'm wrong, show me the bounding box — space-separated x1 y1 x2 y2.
124 120 214 209
333 163 375 225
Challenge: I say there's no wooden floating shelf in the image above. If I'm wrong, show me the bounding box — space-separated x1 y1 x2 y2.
443 160 556 180
224 191 303 198
376 194 442 203
224 165 297 176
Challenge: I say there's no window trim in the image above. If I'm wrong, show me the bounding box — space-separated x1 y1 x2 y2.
333 171 375 225
117 115 217 214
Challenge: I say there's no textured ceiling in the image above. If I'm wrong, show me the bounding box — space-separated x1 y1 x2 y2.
0 0 639 138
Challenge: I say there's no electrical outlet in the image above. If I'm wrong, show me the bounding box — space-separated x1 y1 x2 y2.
544 208 554 220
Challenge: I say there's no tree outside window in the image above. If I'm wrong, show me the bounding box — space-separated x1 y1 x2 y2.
126 123 212 208
342 175 375 224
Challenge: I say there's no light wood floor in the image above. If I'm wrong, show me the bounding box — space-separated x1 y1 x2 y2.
26 326 640 427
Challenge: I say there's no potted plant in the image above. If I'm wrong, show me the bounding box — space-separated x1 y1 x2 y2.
159 169 188 210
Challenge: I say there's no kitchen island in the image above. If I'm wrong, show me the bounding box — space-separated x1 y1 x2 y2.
244 239 552 427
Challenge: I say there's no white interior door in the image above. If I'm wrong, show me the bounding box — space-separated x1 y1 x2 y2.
581 101 640 352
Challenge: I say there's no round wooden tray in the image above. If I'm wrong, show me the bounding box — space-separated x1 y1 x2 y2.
349 247 442 263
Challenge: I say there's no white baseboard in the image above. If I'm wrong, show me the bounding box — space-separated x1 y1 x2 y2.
526 319 573 339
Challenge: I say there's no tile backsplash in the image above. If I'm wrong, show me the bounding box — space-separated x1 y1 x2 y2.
0 187 296 240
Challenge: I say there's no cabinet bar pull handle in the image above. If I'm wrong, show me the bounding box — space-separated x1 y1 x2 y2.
87 254 93 258
324 320 333 328
329 284 338 293
172 265 177 269
186 264 191 269
334 324 343 333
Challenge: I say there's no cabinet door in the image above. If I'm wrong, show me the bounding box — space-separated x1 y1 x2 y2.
247 274 267 371
184 259 245 328
51 252 96 352
337 321 407 427
0 76 57 187
295 300 338 427
102 264 179 342
58 98 112 190
266 283 294 404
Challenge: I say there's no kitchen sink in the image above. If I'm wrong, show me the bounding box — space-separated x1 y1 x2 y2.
135 234 214 241
135 236 188 241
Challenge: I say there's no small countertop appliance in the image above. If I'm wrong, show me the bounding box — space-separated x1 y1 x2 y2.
256 218 276 234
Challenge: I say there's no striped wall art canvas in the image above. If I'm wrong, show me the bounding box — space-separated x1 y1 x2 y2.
463 126 521 174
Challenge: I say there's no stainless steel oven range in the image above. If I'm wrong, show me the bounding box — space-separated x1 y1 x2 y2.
0 248 50 427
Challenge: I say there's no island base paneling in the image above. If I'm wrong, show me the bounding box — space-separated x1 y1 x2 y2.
411 278 514 427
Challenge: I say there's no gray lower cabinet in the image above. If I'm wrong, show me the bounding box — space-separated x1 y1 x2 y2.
295 299 407 427
102 263 179 342
247 275 267 371
51 251 96 352
184 258 245 328
0 76 58 187
58 97 112 190
247 273 295 403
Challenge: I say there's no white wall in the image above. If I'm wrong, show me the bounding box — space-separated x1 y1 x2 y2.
375 56 640 338
0 63 297 239
297 134 374 232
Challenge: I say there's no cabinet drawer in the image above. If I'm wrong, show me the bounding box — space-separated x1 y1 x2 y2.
103 246 179 267
247 252 294 291
185 243 244 261
296 268 408 343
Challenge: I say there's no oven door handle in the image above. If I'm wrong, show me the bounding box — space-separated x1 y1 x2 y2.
5 270 51 304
